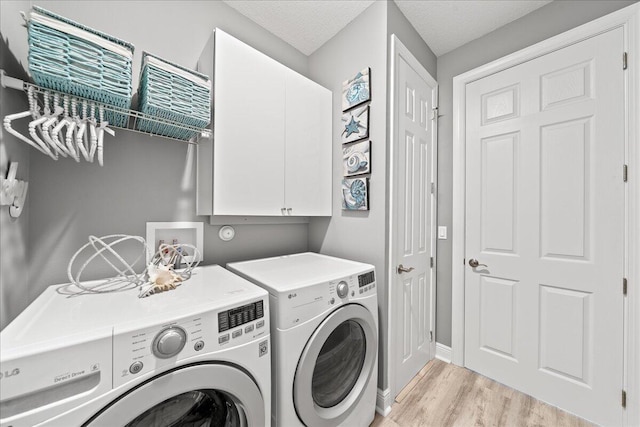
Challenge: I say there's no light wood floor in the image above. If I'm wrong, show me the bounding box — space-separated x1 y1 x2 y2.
371 359 594 427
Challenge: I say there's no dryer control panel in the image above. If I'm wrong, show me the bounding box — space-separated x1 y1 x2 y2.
112 297 269 388
218 300 264 332
275 269 376 329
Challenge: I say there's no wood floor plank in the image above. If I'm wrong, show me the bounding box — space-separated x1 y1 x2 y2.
371 359 595 427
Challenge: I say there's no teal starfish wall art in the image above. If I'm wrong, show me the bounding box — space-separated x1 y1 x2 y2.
341 105 369 144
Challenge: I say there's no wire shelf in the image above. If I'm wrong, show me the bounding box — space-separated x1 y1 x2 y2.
1 71 212 144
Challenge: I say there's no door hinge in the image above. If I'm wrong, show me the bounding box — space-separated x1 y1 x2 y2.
622 390 627 408
623 52 628 70
463 258 466 266
623 164 628 182
430 182 435 194
429 330 433 342
430 257 434 268
623 278 628 296
431 107 439 120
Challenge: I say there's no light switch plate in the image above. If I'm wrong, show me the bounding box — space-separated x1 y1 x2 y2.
438 226 447 240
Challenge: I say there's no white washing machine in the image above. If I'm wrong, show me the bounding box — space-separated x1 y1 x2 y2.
0 265 271 427
228 252 378 427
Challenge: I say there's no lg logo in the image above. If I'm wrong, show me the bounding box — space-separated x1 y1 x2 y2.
288 293 297 299
0 368 20 380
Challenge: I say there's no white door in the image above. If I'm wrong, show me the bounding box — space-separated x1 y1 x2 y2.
464 28 624 426
284 69 332 216
392 36 438 395
214 29 286 216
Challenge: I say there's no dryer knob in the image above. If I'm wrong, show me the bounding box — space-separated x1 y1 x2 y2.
153 327 187 359
337 281 349 298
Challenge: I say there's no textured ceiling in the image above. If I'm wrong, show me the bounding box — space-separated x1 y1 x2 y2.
394 0 553 56
222 0 375 55
223 0 553 57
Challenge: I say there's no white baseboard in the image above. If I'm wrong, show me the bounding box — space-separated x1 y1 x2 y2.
435 342 452 363
375 387 392 416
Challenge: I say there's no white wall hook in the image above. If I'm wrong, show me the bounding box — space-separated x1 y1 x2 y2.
0 163 29 218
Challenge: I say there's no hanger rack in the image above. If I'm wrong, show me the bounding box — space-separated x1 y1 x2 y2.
1 70 212 145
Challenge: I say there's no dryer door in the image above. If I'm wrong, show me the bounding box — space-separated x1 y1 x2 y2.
294 304 377 426
84 363 264 427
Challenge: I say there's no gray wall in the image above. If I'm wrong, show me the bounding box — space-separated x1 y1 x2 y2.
435 0 638 346
1 1 31 329
0 0 310 320
387 0 437 79
308 0 389 389
308 0 436 392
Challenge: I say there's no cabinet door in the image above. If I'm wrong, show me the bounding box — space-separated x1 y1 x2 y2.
213 30 286 216
284 70 332 216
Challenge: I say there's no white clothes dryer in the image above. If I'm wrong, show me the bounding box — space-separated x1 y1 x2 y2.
228 252 378 427
0 265 271 427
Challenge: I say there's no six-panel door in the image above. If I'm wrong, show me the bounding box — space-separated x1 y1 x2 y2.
464 28 624 426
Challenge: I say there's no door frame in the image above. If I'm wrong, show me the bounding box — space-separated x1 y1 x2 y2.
451 4 640 426
387 34 438 404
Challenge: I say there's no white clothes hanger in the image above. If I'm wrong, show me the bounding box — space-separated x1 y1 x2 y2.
75 100 90 161
2 86 56 159
40 91 68 157
97 106 106 166
97 106 115 167
3 110 49 154
26 86 57 160
28 115 58 160
62 96 79 162
51 95 79 162
88 102 98 162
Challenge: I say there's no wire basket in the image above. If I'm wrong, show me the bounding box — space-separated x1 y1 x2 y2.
27 6 134 127
136 52 211 140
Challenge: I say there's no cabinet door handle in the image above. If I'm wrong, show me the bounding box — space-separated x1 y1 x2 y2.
281 208 286 215
287 208 292 215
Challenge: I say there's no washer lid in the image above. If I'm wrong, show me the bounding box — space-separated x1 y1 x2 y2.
227 252 374 293
1 265 267 357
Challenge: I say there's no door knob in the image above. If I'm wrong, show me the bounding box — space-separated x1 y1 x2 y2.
468 259 488 268
397 264 415 274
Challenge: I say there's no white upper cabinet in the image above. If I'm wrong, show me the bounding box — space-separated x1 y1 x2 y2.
197 29 332 218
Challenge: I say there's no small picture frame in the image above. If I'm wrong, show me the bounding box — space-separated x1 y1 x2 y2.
343 140 371 177
341 105 369 144
342 67 371 111
342 177 369 211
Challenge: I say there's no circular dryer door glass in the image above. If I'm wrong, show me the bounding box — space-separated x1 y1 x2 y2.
125 389 241 427
312 320 366 408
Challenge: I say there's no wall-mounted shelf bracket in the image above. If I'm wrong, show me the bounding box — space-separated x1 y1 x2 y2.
1 69 25 91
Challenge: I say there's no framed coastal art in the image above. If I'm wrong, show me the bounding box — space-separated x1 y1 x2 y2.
342 67 371 111
342 177 369 211
343 140 371 176
341 105 369 144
